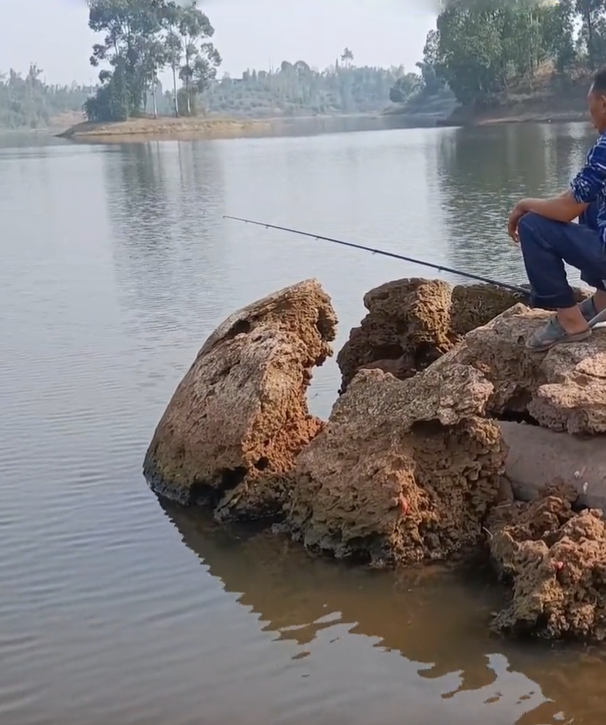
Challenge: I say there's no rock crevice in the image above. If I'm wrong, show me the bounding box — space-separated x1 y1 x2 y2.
283 362 506 566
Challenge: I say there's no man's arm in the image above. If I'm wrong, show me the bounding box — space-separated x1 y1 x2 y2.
515 190 587 223
507 190 585 240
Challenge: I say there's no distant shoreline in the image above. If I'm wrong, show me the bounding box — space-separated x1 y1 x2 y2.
54 100 593 143
58 116 275 142
440 107 589 128
435 76 592 129
57 111 447 142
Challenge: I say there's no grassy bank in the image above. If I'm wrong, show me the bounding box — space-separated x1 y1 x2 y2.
59 115 272 141
442 72 591 127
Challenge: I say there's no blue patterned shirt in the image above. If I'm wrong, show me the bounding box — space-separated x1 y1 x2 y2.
570 131 606 241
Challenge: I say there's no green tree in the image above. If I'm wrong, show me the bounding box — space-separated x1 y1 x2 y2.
88 0 167 118
162 1 184 115
389 73 422 103
341 48 354 67
197 59 407 118
84 0 219 121
176 1 221 116
415 29 445 95
539 0 575 73
422 0 596 108
434 0 505 106
84 63 129 121
576 0 605 69
0 65 92 128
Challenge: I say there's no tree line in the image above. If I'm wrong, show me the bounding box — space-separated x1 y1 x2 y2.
82 0 435 121
5 0 606 129
395 0 606 109
0 65 91 129
0 56 421 128
147 54 411 117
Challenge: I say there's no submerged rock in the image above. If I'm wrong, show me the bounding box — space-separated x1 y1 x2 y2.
285 364 506 567
433 303 606 434
143 279 337 520
336 278 525 393
488 487 606 641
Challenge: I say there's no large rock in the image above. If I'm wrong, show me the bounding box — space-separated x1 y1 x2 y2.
432 303 606 434
488 487 606 641
143 279 337 520
336 279 526 393
284 364 507 567
499 421 606 509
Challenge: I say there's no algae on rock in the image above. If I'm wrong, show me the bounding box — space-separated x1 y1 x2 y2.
286 364 507 567
143 279 337 521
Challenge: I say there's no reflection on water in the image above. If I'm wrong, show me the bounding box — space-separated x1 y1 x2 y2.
165 503 602 725
0 122 601 725
435 122 594 288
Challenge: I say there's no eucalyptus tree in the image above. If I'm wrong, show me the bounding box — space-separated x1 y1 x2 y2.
176 1 221 115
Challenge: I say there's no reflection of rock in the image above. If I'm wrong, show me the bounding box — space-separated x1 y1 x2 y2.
162 500 604 724
143 279 336 520
336 279 526 393
160 500 509 680
433 303 606 434
487 485 606 641
285 364 506 566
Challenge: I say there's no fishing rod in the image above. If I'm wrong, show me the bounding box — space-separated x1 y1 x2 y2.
223 215 528 296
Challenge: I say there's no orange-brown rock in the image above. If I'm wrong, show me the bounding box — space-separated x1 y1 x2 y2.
336 278 526 393
143 279 337 520
488 487 606 641
432 303 606 434
285 364 506 567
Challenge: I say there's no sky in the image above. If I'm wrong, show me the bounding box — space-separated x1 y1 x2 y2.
0 0 438 85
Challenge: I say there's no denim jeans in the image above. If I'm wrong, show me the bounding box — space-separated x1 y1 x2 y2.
517 201 606 309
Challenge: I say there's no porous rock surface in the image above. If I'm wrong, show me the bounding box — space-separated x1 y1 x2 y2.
336 278 526 393
143 279 337 520
432 303 606 434
488 484 606 641
284 364 506 567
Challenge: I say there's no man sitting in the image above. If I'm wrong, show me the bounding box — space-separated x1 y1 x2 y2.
508 66 606 352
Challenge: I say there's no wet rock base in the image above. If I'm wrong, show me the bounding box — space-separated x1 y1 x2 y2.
487 484 606 641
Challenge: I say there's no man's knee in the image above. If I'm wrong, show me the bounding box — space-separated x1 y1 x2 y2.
517 212 555 258
518 211 554 241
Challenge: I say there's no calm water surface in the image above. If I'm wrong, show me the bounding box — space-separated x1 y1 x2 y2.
0 121 601 724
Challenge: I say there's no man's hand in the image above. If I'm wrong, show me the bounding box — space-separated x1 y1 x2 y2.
507 191 588 241
507 200 528 243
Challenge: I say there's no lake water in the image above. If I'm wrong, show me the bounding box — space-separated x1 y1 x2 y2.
0 120 601 725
